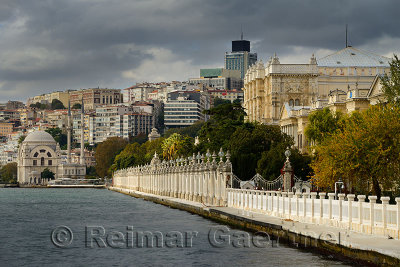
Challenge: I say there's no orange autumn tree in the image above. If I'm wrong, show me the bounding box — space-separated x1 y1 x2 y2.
311 104 400 197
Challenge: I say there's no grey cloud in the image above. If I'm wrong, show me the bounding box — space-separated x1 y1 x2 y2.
0 0 399 102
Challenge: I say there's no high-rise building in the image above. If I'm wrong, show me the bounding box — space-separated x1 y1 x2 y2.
225 37 257 79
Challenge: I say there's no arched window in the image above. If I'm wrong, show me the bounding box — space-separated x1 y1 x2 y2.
34 152 39 157
289 99 294 107
41 157 45 166
295 99 300 106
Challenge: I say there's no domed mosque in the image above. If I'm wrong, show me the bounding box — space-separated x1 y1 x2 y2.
17 101 86 186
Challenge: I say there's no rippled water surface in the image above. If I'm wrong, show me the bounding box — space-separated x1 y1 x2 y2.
0 188 352 266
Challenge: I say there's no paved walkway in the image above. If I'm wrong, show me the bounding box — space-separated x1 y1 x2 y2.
111 187 400 260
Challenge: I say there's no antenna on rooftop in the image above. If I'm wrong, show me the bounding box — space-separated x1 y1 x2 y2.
241 25 243 40
345 24 348 48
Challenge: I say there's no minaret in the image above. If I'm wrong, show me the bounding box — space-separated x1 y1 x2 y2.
80 98 85 165
67 100 71 164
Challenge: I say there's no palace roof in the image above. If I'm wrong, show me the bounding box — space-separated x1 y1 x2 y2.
317 47 390 67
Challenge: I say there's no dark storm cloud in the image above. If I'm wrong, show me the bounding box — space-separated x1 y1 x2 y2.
0 0 399 101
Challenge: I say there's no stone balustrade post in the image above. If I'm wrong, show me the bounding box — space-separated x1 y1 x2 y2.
303 192 309 220
319 193 326 222
276 192 282 216
338 193 345 222
310 192 317 221
295 192 301 218
282 192 288 217
328 193 335 220
381 196 390 232
396 197 400 238
357 195 366 229
347 194 355 229
288 192 294 218
369 195 377 234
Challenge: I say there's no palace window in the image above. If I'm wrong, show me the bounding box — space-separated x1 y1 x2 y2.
289 99 294 107
295 99 300 106
47 152 52 157
41 157 45 166
48 160 52 166
33 160 37 166
34 152 39 157
40 149 46 153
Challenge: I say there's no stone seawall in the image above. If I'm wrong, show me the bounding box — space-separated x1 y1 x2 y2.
110 186 400 267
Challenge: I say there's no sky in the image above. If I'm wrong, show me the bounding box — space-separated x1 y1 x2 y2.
0 0 399 102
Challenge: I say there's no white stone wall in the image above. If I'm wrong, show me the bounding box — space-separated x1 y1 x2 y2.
227 189 400 239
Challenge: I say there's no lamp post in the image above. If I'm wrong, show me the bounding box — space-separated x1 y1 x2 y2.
335 178 345 200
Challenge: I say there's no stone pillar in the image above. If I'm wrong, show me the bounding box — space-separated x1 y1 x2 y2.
319 192 326 223
396 197 400 239
338 193 345 222
310 192 317 222
282 192 288 218
303 193 309 220
295 192 301 218
381 196 390 232
369 195 378 234
276 192 281 216
328 193 335 221
347 194 355 229
288 192 294 218
357 195 366 231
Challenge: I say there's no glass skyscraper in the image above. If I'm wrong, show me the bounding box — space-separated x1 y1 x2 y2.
225 39 257 79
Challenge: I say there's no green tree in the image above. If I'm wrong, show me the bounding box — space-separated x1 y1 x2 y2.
161 133 193 160
129 133 148 144
198 102 246 152
213 97 231 107
305 107 343 144
72 103 82 109
41 168 55 180
18 135 26 144
45 127 67 148
95 137 128 177
381 54 400 104
110 143 146 172
0 163 17 183
51 99 65 110
311 104 400 197
164 121 204 138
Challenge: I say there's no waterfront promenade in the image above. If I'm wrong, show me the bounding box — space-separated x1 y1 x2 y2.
110 186 400 266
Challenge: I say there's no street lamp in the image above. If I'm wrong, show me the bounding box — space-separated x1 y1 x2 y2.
335 178 345 200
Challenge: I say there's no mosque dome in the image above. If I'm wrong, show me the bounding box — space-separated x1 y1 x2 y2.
24 131 56 143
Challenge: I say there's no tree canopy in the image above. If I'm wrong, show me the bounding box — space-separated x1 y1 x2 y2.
381 54 400 105
45 127 67 148
161 133 193 160
51 99 65 110
95 137 128 177
305 108 343 144
72 103 82 110
311 104 400 197
0 163 17 183
41 168 55 180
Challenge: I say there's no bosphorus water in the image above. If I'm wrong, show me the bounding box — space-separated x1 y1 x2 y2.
0 188 351 266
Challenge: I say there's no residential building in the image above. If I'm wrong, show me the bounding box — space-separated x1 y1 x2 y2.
164 91 210 128
69 88 122 111
208 89 244 103
0 122 14 137
189 68 242 90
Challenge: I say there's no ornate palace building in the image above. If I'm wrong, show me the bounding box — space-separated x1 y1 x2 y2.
243 46 391 125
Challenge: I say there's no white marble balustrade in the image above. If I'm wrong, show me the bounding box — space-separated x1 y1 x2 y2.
227 189 400 239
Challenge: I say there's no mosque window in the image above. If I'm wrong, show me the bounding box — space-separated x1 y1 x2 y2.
34 152 39 157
